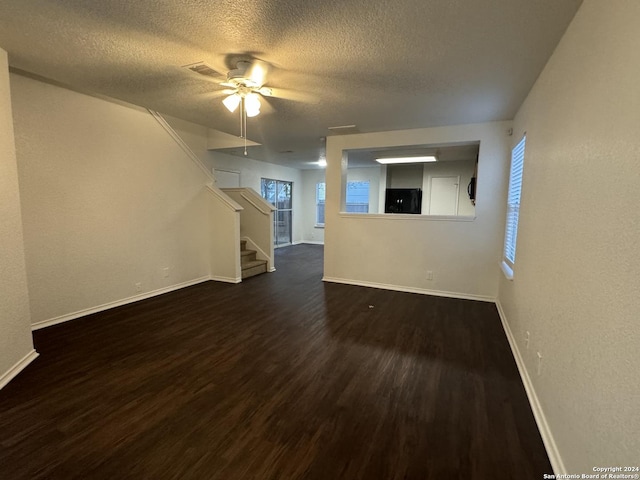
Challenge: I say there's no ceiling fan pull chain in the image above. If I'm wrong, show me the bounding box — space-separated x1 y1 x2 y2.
239 97 244 139
243 99 248 155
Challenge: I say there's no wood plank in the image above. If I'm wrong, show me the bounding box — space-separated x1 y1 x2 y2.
0 244 552 479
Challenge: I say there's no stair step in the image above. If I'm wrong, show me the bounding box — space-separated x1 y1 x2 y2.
241 259 267 279
239 240 267 279
242 259 266 269
241 249 256 263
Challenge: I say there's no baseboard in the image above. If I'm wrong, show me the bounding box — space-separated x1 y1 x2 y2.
210 275 242 284
31 276 212 331
495 300 565 476
0 349 39 390
299 241 324 245
321 276 495 303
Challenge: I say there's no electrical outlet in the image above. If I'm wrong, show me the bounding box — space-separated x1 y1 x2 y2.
426 270 434 280
537 352 543 376
162 267 170 278
525 331 530 349
135 282 142 292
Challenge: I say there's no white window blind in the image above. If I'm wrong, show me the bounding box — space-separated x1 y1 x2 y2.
503 135 526 272
316 182 326 225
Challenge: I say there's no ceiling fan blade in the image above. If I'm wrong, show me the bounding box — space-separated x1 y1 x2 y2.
246 60 270 87
195 89 233 100
268 87 318 104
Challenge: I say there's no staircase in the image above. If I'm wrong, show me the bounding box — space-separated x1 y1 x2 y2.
241 240 268 279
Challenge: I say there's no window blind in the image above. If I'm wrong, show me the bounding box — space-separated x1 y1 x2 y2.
316 182 326 225
503 135 526 267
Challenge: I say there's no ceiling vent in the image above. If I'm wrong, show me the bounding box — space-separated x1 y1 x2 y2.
182 62 221 78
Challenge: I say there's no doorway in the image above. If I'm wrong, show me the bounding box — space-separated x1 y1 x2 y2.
429 176 460 215
261 178 292 247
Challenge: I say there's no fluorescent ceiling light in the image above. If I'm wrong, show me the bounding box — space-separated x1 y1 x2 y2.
375 155 437 164
317 158 327 167
328 124 356 130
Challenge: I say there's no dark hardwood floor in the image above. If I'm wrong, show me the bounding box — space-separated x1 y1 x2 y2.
0 244 552 479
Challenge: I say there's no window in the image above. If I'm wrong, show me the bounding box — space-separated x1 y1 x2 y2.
316 182 326 226
502 135 526 279
261 178 293 247
345 181 370 213
316 180 370 226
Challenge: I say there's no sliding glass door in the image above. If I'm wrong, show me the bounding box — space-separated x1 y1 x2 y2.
261 178 292 247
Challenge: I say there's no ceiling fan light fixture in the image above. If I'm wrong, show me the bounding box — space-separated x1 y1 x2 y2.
245 92 261 117
376 155 438 164
222 93 241 113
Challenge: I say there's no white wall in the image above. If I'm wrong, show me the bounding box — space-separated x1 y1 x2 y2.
163 116 304 244
0 50 36 387
208 187 242 283
497 0 640 473
386 164 423 188
11 74 212 326
324 121 510 300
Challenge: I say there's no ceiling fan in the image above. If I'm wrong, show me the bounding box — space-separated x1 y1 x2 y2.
184 57 316 113
219 59 273 118
184 58 277 116
184 58 280 154
183 57 316 155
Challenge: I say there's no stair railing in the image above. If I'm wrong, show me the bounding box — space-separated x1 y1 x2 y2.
222 188 276 272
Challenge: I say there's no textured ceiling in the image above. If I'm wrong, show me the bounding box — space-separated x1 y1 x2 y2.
0 0 582 169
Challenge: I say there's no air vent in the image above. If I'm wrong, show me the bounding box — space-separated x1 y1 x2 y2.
182 62 221 78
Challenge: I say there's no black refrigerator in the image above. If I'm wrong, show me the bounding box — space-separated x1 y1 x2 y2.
384 188 422 214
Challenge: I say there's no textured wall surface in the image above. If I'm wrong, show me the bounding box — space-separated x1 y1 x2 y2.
163 115 304 244
324 121 511 300
0 50 34 379
11 74 211 325
498 0 640 471
208 188 241 283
